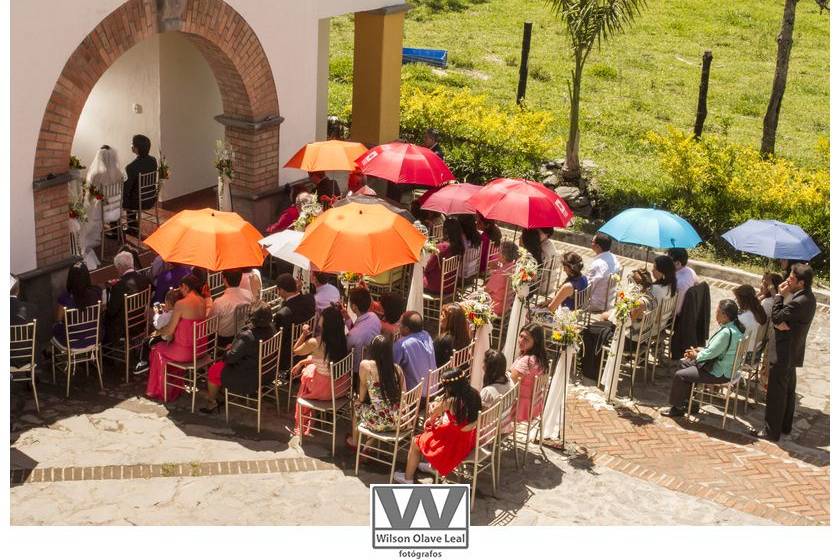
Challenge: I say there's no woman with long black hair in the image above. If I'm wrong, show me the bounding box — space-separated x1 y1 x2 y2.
509 322 548 421
423 217 466 294
348 334 405 448
651 255 678 303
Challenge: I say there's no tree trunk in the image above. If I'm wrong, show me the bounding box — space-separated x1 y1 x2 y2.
693 50 713 138
563 51 584 182
761 0 798 156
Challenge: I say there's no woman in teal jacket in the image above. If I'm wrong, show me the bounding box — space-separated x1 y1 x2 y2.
662 299 746 417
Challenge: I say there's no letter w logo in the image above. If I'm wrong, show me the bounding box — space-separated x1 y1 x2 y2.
375 487 466 529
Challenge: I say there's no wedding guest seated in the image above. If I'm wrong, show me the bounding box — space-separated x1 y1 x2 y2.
313 272 340 313
190 266 213 303
393 311 436 391
480 349 511 409
145 275 208 401
379 292 405 336
586 233 619 314
342 286 381 375
239 267 261 302
152 260 191 304
624 268 658 344
348 334 405 449
52 261 101 348
274 272 316 375
433 303 472 368
485 240 517 316
292 306 349 435
134 288 183 374
733 284 768 355
660 299 745 417
209 269 253 348
394 368 481 484
457 214 483 279
519 228 544 268
423 217 466 295
266 192 313 234
117 243 143 271
547 251 588 312
651 255 678 304
476 213 502 273
509 323 548 422
200 302 276 414
667 248 698 316
105 251 151 344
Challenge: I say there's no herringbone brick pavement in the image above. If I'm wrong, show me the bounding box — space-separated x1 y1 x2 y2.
549 392 829 526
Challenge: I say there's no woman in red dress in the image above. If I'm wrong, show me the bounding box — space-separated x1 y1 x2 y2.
394 368 481 483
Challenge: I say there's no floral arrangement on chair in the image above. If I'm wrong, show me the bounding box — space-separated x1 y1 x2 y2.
158 152 170 181
511 246 538 295
413 221 439 255
613 283 645 322
549 307 582 350
214 139 235 180
319 193 340 209
340 272 362 291
459 290 496 328
291 199 324 231
85 180 104 202
69 189 88 224
69 155 85 170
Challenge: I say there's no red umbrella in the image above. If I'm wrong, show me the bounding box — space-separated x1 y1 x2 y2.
418 183 482 215
355 142 455 187
468 178 574 228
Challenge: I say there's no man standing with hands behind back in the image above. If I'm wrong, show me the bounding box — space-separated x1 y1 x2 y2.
752 263 816 442
122 134 157 239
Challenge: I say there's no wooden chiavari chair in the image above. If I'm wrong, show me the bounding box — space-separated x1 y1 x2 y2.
296 350 354 456
51 302 104 397
422 255 461 336
162 315 219 412
224 329 283 433
102 288 151 383
136 170 160 244
688 332 752 429
10 320 39 412
99 182 125 260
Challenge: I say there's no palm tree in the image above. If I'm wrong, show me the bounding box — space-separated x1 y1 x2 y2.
547 0 646 182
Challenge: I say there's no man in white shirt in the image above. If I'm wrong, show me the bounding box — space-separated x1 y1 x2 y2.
209 269 253 346
667 248 698 315
312 272 340 312
586 233 619 313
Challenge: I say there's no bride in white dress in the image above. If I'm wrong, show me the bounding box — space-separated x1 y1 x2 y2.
83 146 126 256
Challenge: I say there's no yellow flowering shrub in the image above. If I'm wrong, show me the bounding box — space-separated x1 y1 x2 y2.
399 86 557 183
644 128 829 271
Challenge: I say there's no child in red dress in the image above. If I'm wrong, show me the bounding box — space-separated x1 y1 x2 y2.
394 368 481 483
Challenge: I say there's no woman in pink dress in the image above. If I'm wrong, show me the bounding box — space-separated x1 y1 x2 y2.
146 275 208 401
509 323 548 422
293 306 349 435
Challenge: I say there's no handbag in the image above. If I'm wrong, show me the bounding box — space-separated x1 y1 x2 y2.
695 329 733 374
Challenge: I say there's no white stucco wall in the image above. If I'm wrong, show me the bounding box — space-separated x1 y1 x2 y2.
159 32 224 201
10 0 405 274
72 36 162 178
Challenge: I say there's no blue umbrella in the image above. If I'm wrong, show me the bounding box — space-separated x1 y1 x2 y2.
598 208 702 251
722 219 821 261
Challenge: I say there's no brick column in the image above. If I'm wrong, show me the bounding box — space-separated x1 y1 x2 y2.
32 177 73 266
350 5 409 146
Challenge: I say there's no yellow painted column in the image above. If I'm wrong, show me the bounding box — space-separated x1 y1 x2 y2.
351 5 408 146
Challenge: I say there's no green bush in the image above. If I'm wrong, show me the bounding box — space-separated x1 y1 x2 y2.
589 63 619 80
599 128 829 273
528 63 551 82
329 55 353 84
399 86 559 183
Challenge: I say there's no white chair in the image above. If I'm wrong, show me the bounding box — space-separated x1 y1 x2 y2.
459 243 482 293
459 400 502 511
260 285 283 316
99 181 125 260
296 350 354 456
422 255 461 335
51 302 104 398
102 287 151 383
687 332 752 429
490 276 512 352
450 340 475 371
743 320 771 407
429 221 443 242
136 170 159 244
483 242 501 284
163 315 219 412
515 364 552 464
355 382 424 482
233 302 252 334
495 382 521 482
598 309 657 399
224 329 283 433
573 284 593 327
649 293 678 380
10 320 39 413
279 317 317 411
208 272 225 300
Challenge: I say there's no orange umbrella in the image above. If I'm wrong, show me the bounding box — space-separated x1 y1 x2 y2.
283 139 368 172
295 202 426 275
143 208 266 271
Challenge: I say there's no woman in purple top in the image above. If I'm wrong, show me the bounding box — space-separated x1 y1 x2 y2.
548 252 588 312
52 261 101 348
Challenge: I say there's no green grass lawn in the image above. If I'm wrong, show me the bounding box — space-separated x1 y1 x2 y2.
329 0 828 170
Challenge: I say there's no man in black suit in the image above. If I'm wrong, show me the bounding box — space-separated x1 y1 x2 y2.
105 251 151 344
274 273 316 374
752 263 817 442
122 134 158 238
308 171 340 209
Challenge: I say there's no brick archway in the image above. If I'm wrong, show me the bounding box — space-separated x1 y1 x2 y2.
32 0 281 266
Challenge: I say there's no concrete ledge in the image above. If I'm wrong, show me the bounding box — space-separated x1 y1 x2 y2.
552 229 830 306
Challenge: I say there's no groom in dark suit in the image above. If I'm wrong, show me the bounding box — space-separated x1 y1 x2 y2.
752 263 817 442
122 134 157 239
